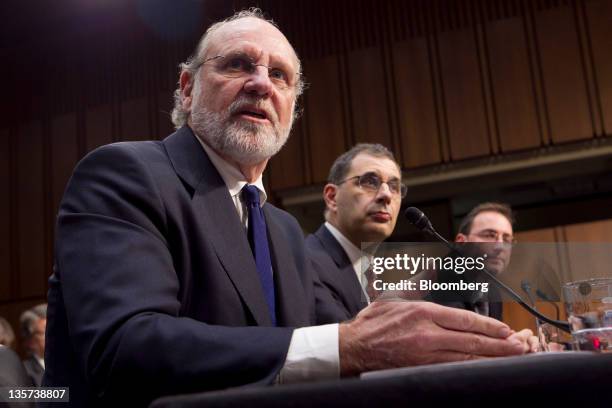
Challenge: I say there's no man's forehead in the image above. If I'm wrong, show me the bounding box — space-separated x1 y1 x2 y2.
205 17 298 65
349 153 401 178
471 211 513 233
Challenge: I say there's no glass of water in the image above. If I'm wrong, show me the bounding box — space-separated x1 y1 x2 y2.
563 278 612 352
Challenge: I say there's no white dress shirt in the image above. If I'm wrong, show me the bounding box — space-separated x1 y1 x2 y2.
196 137 339 383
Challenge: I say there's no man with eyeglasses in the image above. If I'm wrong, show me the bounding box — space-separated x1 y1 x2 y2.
19 304 47 387
306 144 406 323
44 10 533 406
428 202 516 320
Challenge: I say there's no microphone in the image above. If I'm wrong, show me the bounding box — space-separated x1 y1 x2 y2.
404 207 571 333
520 280 536 306
404 207 452 246
536 289 561 321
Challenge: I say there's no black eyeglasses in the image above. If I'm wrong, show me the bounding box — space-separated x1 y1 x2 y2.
198 52 300 91
470 230 516 244
337 172 407 198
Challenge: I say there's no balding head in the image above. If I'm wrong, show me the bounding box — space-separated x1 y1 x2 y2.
171 9 303 128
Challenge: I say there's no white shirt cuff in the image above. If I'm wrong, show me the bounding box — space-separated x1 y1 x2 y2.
278 324 339 383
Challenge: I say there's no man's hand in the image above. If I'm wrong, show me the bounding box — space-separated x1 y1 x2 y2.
339 301 527 376
508 328 540 353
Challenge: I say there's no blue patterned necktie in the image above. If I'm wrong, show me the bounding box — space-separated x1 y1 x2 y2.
241 185 276 325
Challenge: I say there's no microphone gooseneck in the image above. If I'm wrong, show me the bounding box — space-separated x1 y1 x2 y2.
404 207 571 333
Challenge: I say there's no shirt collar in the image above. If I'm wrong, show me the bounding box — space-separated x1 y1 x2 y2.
196 134 267 206
324 222 363 265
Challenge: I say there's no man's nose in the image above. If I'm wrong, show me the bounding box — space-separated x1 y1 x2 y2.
243 66 274 97
375 182 393 203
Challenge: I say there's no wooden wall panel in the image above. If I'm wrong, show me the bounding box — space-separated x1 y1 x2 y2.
534 4 593 143
438 29 491 160
120 97 150 141
268 118 307 190
392 38 442 167
585 0 612 135
16 122 47 298
563 218 612 281
486 17 541 151
50 113 79 216
85 104 114 152
503 227 565 332
347 47 393 147
304 56 347 183
157 91 175 139
0 129 11 301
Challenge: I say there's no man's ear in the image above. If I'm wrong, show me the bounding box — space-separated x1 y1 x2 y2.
179 71 194 111
323 184 338 214
455 233 467 243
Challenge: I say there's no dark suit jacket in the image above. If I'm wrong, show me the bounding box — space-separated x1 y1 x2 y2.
43 126 318 406
306 225 368 324
22 355 44 387
427 266 504 321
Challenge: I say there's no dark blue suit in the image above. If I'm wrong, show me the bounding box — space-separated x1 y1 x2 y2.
43 127 317 406
306 225 368 324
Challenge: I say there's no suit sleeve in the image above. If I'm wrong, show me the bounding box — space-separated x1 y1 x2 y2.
54 143 293 403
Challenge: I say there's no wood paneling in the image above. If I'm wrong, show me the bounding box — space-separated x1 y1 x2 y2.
486 16 541 151
347 47 393 147
50 113 79 216
534 3 593 143
563 218 612 281
120 97 150 141
504 227 565 332
585 0 612 135
269 118 307 190
0 129 11 301
15 122 47 299
392 38 442 167
438 28 491 160
157 91 175 139
304 56 347 183
85 104 114 152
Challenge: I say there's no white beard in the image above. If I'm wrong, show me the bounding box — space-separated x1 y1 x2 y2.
191 96 293 166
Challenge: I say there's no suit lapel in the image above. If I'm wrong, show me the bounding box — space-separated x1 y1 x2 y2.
264 206 310 327
164 127 272 326
315 226 367 312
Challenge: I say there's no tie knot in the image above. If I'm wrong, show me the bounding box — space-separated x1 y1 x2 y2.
242 184 260 207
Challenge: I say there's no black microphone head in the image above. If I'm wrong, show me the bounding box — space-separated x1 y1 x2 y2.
536 288 551 301
404 207 432 231
521 280 532 292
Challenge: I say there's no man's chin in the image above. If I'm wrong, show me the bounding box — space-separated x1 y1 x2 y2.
361 226 392 244
484 261 504 275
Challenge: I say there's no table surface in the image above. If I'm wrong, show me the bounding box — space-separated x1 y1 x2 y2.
150 352 612 408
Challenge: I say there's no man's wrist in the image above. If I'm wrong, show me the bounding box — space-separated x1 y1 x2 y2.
338 322 365 377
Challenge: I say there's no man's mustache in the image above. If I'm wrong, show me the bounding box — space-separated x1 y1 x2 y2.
228 97 278 124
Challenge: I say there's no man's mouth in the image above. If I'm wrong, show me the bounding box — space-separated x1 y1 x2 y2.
236 106 270 122
369 211 391 222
